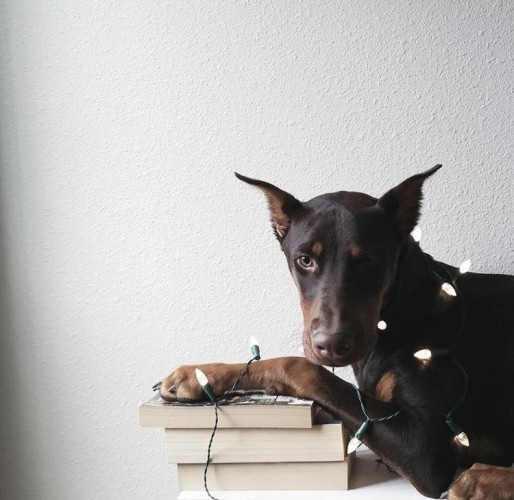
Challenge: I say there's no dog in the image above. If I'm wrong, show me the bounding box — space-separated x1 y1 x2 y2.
160 166 514 499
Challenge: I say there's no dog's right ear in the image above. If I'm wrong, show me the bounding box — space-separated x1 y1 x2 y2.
235 173 303 242
376 164 442 237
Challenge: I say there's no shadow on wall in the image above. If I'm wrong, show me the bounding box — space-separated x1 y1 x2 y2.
0 155 31 500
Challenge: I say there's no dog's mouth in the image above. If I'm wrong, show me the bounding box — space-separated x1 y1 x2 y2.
304 351 368 368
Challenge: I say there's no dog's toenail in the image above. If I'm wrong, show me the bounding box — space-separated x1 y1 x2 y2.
168 385 178 392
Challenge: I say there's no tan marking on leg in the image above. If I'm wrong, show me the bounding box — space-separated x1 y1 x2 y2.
375 371 396 402
311 242 323 256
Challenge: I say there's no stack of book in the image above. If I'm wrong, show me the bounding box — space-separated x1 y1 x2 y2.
139 392 353 492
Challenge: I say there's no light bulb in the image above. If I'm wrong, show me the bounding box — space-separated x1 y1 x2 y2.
414 348 450 361
459 259 471 274
411 226 422 243
441 282 457 296
194 368 217 401
249 337 259 348
347 436 362 454
346 420 370 454
414 349 432 361
446 417 470 447
195 368 209 387
455 432 470 447
377 320 387 331
249 337 261 359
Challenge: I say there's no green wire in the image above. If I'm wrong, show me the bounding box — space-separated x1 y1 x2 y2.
350 257 470 438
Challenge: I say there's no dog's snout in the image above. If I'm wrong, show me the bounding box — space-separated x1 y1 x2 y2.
312 331 351 361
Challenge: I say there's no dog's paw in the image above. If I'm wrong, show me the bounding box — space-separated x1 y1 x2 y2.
158 365 205 402
448 463 514 500
158 363 243 402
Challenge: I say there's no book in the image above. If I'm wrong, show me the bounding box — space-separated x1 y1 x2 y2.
139 392 321 429
177 459 354 491
165 422 350 464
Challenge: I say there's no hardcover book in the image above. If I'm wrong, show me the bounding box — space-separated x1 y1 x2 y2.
165 421 350 463
177 459 353 491
139 392 322 429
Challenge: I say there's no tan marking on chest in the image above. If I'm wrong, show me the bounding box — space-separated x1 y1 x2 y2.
375 371 396 402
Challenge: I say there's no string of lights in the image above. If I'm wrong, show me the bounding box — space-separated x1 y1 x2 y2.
189 226 472 494
351 226 472 454
195 337 261 500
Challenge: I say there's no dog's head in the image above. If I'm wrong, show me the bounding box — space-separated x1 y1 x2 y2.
236 165 441 367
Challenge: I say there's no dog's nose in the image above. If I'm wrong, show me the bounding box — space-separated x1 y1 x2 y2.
312 331 351 361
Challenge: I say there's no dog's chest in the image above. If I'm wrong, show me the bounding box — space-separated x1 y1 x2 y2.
352 348 401 401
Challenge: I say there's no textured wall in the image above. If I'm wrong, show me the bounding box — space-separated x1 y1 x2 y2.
0 1 512 499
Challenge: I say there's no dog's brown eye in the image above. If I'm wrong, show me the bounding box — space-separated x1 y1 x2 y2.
297 255 314 269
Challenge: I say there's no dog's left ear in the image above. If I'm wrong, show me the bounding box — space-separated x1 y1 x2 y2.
235 172 303 242
377 164 442 236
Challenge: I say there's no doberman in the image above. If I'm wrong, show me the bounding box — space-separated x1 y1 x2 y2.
160 166 514 499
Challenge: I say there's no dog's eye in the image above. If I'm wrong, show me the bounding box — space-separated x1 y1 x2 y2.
297 255 314 269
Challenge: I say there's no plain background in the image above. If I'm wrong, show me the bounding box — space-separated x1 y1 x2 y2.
0 1 512 499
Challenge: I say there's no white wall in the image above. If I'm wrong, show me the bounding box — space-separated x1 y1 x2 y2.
0 1 512 499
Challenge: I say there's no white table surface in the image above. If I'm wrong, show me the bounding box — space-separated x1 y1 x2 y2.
176 449 432 500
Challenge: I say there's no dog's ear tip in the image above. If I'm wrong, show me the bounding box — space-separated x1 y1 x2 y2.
234 171 247 181
415 164 442 181
235 172 261 186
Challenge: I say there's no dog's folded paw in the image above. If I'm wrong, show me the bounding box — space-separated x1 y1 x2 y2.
448 463 514 500
158 365 207 402
158 362 243 402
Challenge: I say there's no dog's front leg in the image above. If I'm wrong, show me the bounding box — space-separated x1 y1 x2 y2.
158 357 309 402
160 356 456 498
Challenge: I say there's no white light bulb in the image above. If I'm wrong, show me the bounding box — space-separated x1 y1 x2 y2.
441 282 457 296
377 320 387 331
194 368 209 387
347 436 362 454
459 259 471 274
249 337 261 359
414 349 432 361
455 432 470 447
411 226 422 243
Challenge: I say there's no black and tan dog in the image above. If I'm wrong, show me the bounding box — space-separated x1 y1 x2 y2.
160 166 514 499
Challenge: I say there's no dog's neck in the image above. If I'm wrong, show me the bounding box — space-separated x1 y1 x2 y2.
381 240 433 316
352 241 460 384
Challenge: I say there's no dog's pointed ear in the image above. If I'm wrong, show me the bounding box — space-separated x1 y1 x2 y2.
235 172 303 241
377 164 442 236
